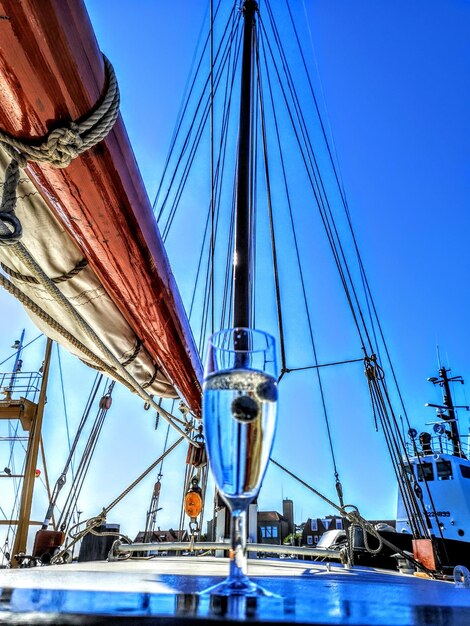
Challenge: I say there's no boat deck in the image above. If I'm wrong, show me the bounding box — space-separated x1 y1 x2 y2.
1 557 470 625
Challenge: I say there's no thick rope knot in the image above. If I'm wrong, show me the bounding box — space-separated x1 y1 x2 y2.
0 159 23 244
1 159 21 213
0 54 120 245
44 123 84 168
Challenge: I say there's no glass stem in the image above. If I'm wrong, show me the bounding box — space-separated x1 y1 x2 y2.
229 508 248 581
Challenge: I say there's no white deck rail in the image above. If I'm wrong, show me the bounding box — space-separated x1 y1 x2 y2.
114 541 347 563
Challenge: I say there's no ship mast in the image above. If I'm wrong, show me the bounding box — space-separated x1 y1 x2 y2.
4 337 53 566
428 368 467 458
217 0 258 540
233 0 257 331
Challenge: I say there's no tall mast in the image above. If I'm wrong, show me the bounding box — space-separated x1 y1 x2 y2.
7 330 25 397
11 338 53 566
438 368 465 458
233 0 258 330
428 367 467 458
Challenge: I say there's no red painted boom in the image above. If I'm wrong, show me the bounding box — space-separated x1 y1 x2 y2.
0 0 202 413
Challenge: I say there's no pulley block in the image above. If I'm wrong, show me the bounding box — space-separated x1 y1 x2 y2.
99 395 112 410
185 441 207 468
184 478 203 518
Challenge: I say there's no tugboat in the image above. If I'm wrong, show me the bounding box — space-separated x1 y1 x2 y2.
396 367 470 571
349 365 470 574
352 365 470 572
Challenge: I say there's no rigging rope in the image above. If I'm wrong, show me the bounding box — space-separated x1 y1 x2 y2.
270 457 434 575
42 373 103 530
279 0 434 539
365 355 448 562
258 20 345 507
283 0 416 448
363 356 442 552
210 0 216 336
199 36 241 342
144 421 172 539
260 1 439 547
159 22 242 243
255 57 286 371
162 11 241 341
260 8 374 354
0 333 43 367
51 436 185 564
278 358 364 380
56 344 75 485
153 0 226 215
0 259 88 285
57 379 114 532
150 0 434 561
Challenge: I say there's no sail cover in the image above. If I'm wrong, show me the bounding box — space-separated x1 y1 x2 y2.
0 147 179 399
0 0 202 413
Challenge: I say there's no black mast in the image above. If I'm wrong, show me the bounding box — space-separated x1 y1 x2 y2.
233 0 257 332
429 368 467 458
439 368 465 458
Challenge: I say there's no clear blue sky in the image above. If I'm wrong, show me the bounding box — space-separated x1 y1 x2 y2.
1 1 470 547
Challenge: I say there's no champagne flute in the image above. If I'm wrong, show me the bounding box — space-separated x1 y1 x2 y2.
202 327 278 596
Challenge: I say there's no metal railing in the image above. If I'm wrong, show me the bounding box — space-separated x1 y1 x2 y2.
113 541 347 564
405 434 470 457
0 371 42 403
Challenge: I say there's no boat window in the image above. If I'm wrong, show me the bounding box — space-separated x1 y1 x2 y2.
436 460 453 480
460 464 470 479
417 462 434 482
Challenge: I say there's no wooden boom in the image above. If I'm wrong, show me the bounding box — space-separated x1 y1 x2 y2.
0 0 202 413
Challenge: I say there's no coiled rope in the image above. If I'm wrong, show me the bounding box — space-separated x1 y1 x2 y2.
0 55 119 245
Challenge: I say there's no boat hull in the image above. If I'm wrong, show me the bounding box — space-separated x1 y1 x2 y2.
352 527 470 573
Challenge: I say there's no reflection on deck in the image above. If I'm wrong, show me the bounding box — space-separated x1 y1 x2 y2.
1 557 470 624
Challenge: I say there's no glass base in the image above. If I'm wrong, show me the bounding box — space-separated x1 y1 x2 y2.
200 576 278 597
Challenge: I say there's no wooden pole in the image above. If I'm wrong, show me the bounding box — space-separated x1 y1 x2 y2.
11 338 53 567
233 0 257 332
40 436 56 530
